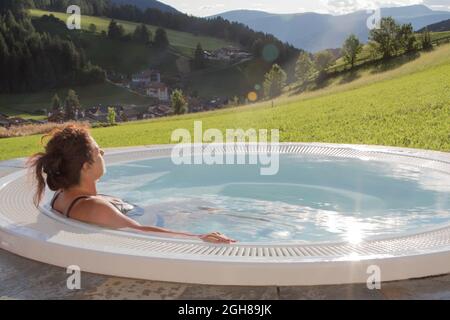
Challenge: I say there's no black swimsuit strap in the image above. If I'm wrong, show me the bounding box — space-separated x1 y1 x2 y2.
52 192 130 218
65 196 91 218
50 191 62 210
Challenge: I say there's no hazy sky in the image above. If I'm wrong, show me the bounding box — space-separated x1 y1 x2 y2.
159 0 450 16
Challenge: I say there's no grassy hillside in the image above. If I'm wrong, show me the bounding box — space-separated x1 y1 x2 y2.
76 32 182 75
1 44 449 161
184 59 270 98
331 31 450 72
29 9 232 55
430 30 450 41
0 10 239 118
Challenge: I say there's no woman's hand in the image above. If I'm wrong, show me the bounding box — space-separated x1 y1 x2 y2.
199 232 237 244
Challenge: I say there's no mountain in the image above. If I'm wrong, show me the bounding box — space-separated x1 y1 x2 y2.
212 5 450 51
109 0 179 13
419 19 450 32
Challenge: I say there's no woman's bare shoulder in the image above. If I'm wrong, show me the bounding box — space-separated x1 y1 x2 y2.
70 197 118 220
70 197 138 229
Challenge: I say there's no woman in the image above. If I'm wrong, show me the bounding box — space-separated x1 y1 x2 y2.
28 124 236 244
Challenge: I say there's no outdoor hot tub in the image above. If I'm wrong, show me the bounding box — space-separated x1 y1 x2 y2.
0 143 449 286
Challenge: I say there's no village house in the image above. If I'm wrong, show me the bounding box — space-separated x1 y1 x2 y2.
120 108 142 122
207 46 253 62
87 108 108 123
131 70 161 88
146 82 169 101
204 96 229 110
83 106 124 123
147 104 172 118
77 113 100 124
187 97 203 113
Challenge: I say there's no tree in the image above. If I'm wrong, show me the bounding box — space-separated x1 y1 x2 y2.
369 17 401 59
30 0 300 68
232 96 239 106
193 43 206 69
0 32 9 91
107 19 125 40
64 89 80 121
0 0 32 15
398 23 417 53
133 23 152 44
342 34 363 68
263 64 287 98
88 23 97 33
314 50 335 72
120 111 128 122
0 3 105 94
295 51 315 85
107 107 116 125
51 93 61 111
154 28 169 49
171 89 188 115
421 28 433 50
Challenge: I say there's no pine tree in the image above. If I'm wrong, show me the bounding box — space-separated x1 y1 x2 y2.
193 43 206 69
0 6 104 93
154 28 169 49
108 19 125 40
64 89 80 121
0 32 9 91
88 23 97 33
51 93 61 111
133 24 152 44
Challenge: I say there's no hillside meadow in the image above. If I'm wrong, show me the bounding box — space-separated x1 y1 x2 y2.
1 44 449 161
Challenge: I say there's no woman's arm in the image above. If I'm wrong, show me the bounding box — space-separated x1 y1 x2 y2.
72 198 236 243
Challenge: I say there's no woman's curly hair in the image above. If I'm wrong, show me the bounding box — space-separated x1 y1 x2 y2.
27 124 95 206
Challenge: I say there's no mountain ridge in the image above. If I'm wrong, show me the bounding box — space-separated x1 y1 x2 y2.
211 5 450 51
110 0 179 13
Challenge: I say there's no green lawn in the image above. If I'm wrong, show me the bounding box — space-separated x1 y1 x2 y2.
29 9 232 55
1 44 449 161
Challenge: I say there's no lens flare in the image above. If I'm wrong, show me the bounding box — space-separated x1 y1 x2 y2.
248 91 258 102
262 44 279 62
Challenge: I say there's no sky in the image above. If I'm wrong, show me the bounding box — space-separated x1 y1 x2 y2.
159 0 450 17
